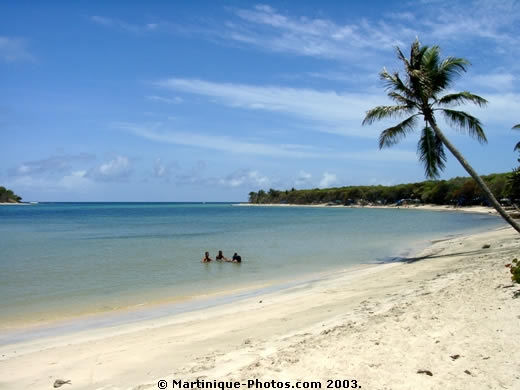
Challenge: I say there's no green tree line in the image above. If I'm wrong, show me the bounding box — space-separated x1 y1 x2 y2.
0 187 22 203
248 172 516 206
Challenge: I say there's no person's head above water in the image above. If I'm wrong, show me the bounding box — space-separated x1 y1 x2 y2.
205 251 209 257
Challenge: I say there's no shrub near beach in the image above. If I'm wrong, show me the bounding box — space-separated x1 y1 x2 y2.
509 259 520 284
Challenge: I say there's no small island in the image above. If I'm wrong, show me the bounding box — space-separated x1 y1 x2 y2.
0 186 23 204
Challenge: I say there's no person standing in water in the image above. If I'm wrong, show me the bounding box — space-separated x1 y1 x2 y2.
231 253 242 263
201 251 213 263
215 250 229 262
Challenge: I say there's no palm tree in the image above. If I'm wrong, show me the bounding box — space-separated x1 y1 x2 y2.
363 39 520 234
513 124 520 151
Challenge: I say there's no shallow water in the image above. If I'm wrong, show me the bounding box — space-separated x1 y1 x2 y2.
0 202 504 327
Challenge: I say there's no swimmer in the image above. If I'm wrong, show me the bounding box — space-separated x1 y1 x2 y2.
215 250 229 262
201 251 213 263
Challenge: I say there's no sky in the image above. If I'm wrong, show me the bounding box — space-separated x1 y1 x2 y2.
1 0 520 202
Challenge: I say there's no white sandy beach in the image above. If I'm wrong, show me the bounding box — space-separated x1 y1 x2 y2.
235 202 499 215
1 225 519 389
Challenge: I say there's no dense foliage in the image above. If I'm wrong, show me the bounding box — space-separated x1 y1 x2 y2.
510 258 520 284
0 187 22 203
248 173 515 206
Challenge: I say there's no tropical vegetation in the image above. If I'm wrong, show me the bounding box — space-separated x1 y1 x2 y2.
0 187 22 203
248 172 514 206
509 258 520 284
362 39 520 233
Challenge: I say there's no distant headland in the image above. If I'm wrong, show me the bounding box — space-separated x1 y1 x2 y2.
0 186 23 204
247 172 515 207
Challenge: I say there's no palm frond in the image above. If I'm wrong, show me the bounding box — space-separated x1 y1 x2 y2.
421 45 440 74
387 92 418 107
378 115 418 148
379 69 415 99
441 109 487 143
363 105 413 125
409 39 428 70
437 92 487 107
396 46 411 70
430 57 469 93
418 125 447 178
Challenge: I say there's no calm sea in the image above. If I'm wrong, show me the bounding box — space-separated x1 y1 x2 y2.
0 202 504 328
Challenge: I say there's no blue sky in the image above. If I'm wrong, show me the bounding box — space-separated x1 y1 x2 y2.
2 0 520 201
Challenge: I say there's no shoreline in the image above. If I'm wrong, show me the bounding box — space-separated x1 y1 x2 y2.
0 225 518 389
233 202 499 215
0 263 379 344
0 202 34 206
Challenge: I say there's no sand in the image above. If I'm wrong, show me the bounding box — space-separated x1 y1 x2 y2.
234 202 499 215
1 227 519 389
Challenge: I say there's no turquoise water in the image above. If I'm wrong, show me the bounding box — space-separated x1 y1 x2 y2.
0 202 504 327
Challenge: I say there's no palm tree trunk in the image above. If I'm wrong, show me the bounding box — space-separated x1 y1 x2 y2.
429 121 520 234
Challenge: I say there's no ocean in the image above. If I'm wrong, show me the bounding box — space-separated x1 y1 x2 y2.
0 202 504 330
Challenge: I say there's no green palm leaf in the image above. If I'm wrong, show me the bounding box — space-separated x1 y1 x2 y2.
387 92 417 107
380 69 414 99
440 109 487 143
437 92 487 107
418 125 446 178
362 105 413 126
430 57 469 93
378 115 418 148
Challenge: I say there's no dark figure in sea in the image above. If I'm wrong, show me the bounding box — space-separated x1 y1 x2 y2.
201 251 213 263
216 250 229 262
231 253 242 263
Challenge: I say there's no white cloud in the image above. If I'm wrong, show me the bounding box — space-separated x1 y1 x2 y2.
295 170 312 186
468 73 516 91
0 36 33 62
90 15 113 26
423 0 520 44
470 92 520 126
87 156 132 181
6 169 93 196
59 170 91 190
90 15 160 33
155 78 385 137
219 2 520 62
146 95 183 104
115 122 417 162
218 169 270 188
153 158 167 178
152 158 178 180
225 5 410 60
9 154 95 177
319 172 338 188
115 122 333 158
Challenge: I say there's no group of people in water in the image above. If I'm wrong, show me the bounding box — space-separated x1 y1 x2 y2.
202 250 242 263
